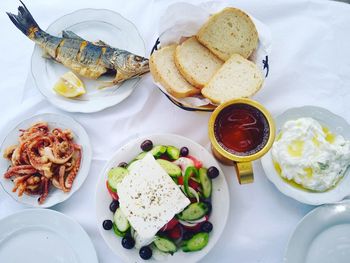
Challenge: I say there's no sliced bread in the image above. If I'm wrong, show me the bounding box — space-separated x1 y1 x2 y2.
174 37 223 89
196 7 258 61
202 54 263 104
150 45 200 98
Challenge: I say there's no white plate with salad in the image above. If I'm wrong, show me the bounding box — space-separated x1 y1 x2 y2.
95 134 229 262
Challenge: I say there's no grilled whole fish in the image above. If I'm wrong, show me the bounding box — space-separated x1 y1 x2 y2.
7 2 149 86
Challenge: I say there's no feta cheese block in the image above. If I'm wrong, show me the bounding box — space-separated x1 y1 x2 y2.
117 153 190 240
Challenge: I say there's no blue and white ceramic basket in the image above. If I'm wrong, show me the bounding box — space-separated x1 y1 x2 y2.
151 1 271 112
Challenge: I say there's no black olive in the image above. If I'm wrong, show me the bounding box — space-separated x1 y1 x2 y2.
118 162 128 168
207 166 219 179
182 231 194 240
102 220 113 230
139 246 153 260
203 201 212 216
180 147 189 157
141 140 153 151
201 221 213 233
109 200 119 213
122 236 135 249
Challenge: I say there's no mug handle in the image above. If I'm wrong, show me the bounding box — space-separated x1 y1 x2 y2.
234 162 254 184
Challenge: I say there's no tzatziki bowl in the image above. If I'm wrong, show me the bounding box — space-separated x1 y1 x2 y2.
95 133 229 262
261 106 350 205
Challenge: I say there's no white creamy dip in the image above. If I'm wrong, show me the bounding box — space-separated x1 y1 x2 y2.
272 117 350 191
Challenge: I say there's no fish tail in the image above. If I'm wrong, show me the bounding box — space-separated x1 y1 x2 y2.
7 1 41 40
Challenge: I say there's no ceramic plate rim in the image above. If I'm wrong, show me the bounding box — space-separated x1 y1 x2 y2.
261 105 350 205
0 208 98 263
30 8 146 113
284 200 350 263
0 113 92 208
95 133 230 263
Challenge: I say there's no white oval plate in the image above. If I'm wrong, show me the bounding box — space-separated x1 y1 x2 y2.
0 209 98 263
284 200 350 263
0 113 92 208
31 8 146 113
95 134 230 263
261 106 350 205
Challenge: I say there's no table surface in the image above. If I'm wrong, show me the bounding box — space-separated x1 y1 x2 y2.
0 0 349 262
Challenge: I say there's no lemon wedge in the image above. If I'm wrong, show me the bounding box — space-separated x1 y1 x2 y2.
53 71 86 98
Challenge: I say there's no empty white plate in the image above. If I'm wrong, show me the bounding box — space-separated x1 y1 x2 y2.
0 209 98 263
31 8 146 113
0 113 92 208
284 200 350 263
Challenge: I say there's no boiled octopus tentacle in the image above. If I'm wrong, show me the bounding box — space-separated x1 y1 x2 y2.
19 122 48 143
4 165 37 179
27 136 52 178
3 145 17 160
38 176 49 204
12 174 31 194
47 128 74 164
3 122 81 204
64 146 81 190
58 165 69 192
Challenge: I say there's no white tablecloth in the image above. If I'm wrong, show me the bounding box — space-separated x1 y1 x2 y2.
1 0 350 262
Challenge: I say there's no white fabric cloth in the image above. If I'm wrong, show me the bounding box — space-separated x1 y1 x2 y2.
0 0 350 262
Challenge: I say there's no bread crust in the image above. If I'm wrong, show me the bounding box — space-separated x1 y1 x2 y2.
149 45 200 98
201 54 263 104
196 7 259 60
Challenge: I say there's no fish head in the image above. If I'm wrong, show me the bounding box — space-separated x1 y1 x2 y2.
125 54 149 76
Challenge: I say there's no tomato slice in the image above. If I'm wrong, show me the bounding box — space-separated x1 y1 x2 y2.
187 155 202 169
167 224 182 240
188 179 200 191
182 223 201 232
160 217 178 231
178 176 184 185
106 181 119 200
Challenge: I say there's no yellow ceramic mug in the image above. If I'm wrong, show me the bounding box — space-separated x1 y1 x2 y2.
208 98 275 184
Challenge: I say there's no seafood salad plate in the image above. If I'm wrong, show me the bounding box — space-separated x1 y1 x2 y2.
261 106 350 205
8 3 148 113
0 209 98 263
96 134 229 262
0 113 92 208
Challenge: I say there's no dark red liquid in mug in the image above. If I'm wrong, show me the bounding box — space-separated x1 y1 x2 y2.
214 104 270 156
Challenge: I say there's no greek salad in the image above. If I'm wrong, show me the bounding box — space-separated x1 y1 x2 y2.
102 139 220 260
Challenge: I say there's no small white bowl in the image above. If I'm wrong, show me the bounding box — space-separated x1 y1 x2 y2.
261 106 350 205
0 113 92 208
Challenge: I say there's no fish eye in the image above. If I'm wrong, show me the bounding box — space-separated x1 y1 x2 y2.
134 56 143 62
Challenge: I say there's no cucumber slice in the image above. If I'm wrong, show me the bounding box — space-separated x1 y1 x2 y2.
114 208 130 232
181 232 209 252
112 223 127 237
184 166 198 198
108 167 128 191
153 236 177 253
199 168 212 198
151 145 167 158
136 151 147 160
166 146 180 160
177 202 208 221
157 159 182 177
